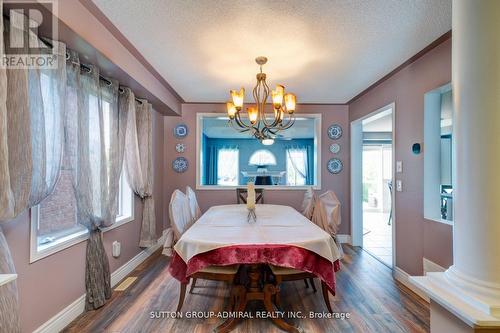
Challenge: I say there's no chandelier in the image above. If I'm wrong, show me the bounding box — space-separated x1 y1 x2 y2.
226 56 296 145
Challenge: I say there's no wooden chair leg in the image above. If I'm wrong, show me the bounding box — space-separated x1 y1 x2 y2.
189 278 197 293
321 282 333 313
304 278 309 288
274 289 282 308
309 278 317 292
176 282 188 312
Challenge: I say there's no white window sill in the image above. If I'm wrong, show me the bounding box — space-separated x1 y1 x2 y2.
30 211 135 264
0 274 17 287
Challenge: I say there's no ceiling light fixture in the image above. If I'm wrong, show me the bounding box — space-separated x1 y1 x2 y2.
226 56 296 143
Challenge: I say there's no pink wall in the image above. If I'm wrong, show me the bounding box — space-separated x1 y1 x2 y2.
163 103 351 235
348 38 453 274
1 110 166 333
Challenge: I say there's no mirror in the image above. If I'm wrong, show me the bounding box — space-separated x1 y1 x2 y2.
196 113 321 189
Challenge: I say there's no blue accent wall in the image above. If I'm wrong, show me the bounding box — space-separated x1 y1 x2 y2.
202 138 314 185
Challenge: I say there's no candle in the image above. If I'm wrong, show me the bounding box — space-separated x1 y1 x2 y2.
247 182 256 210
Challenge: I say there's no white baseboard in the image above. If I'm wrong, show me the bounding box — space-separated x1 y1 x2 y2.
336 234 352 244
33 232 167 333
393 266 430 302
423 257 447 275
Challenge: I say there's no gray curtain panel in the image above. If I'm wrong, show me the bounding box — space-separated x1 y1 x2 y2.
0 10 67 332
124 99 156 247
65 51 128 310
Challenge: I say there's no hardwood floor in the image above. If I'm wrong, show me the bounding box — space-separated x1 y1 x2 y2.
63 245 429 333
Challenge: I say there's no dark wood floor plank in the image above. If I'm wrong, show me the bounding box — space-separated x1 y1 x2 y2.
63 245 430 333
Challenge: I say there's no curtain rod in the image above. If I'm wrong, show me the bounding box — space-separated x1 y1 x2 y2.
2 15 145 105
37 37 144 105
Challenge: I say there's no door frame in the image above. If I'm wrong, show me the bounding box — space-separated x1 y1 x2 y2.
350 102 396 267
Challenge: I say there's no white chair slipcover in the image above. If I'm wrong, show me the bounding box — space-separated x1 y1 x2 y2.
301 187 317 220
169 190 193 241
186 186 202 222
319 191 342 236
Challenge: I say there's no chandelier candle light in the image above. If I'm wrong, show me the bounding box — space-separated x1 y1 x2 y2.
247 182 257 223
226 56 297 145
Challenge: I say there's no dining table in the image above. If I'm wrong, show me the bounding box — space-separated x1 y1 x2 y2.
169 204 342 333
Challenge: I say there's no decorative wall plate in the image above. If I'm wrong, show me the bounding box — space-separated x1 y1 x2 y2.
172 157 188 173
327 158 343 174
175 143 186 153
173 123 188 138
327 124 343 140
329 143 341 154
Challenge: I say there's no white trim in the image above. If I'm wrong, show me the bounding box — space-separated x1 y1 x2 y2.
393 266 430 302
336 234 352 244
30 177 135 263
350 102 396 267
423 257 447 275
411 273 500 327
195 112 322 190
33 232 167 333
0 274 17 287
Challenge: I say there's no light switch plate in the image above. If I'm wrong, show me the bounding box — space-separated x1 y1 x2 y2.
396 180 403 192
396 161 403 173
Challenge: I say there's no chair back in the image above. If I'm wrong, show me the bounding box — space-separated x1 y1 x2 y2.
301 187 317 220
186 186 202 221
169 189 193 240
312 193 344 259
319 191 342 236
236 188 264 204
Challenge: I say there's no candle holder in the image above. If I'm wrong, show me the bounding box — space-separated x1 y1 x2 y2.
247 207 257 223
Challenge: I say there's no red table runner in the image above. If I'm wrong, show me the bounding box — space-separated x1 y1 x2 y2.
169 244 341 294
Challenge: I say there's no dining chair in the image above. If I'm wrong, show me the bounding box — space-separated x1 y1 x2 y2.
269 266 333 313
169 189 239 311
318 191 344 258
185 186 202 222
301 187 317 220
236 188 264 204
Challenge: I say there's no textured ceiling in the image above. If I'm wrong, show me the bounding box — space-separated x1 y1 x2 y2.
92 0 451 103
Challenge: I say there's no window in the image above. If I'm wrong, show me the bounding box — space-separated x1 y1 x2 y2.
424 84 453 224
249 149 277 166
286 148 308 186
217 148 239 185
30 97 134 263
30 171 133 263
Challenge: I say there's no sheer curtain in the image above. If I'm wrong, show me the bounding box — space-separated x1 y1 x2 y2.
124 97 156 247
0 9 67 332
217 146 239 185
65 50 128 310
286 147 308 185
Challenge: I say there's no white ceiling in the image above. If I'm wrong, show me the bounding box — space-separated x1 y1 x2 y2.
92 0 451 103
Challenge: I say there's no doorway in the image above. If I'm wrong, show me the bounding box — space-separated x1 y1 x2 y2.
351 104 395 267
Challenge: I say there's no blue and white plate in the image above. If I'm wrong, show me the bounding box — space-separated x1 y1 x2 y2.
327 158 343 174
327 124 342 140
330 143 341 154
175 143 186 153
172 157 188 173
173 123 188 138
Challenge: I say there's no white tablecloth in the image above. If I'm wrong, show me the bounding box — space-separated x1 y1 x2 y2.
174 204 341 264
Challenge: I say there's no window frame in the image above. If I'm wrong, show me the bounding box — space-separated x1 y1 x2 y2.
29 174 135 263
196 113 322 190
